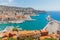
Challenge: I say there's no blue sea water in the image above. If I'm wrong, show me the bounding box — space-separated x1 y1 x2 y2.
47 11 60 21
0 11 60 30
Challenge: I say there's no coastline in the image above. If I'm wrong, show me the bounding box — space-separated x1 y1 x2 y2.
0 15 34 23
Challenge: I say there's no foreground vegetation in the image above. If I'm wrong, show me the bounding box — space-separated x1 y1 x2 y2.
0 27 58 40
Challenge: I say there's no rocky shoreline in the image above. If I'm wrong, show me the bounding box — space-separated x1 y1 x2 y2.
0 5 43 23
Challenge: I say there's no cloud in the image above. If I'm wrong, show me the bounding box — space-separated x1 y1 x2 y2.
8 0 13 3
0 0 14 6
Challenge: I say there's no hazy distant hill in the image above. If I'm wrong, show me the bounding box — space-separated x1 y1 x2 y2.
0 5 40 15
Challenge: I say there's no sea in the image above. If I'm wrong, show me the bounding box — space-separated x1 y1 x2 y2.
0 11 60 30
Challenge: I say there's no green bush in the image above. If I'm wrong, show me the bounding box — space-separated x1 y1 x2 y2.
25 37 34 40
44 38 57 40
51 38 57 40
7 37 17 40
0 38 2 40
44 38 52 40
12 28 18 32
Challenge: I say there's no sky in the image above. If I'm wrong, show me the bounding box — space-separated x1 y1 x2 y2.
0 0 60 11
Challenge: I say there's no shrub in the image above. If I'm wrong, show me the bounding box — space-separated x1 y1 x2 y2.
0 38 2 40
7 37 17 40
44 38 52 40
12 28 18 32
44 38 57 40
